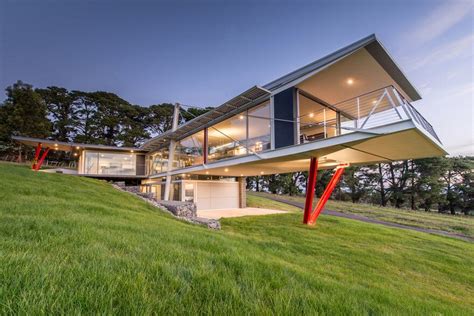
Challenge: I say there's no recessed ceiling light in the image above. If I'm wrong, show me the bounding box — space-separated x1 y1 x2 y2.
260 171 264 175
346 78 354 85
239 115 244 120
54 143 58 147
130 150 134 153
76 146 80 150
224 168 229 172
73 153 78 156
309 113 314 118
240 174 244 176
205 171 209 174
372 100 377 104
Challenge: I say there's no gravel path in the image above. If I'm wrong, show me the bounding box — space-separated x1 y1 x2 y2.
261 194 473 242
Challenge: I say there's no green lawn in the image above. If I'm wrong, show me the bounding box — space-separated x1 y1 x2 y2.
1 162 473 314
250 191 474 240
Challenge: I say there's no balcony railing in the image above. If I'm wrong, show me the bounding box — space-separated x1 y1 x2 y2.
330 85 441 143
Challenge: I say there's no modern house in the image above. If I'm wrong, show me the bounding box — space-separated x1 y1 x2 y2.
13 34 446 224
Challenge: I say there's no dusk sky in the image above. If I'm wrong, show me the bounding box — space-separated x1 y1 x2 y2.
0 0 472 155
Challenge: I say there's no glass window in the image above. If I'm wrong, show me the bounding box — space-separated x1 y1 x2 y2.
208 113 247 162
184 183 195 202
248 102 271 153
148 149 169 175
84 152 98 174
97 153 136 175
175 131 205 168
82 151 137 175
299 94 338 143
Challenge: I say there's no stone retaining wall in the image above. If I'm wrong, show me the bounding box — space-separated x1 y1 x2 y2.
113 184 220 230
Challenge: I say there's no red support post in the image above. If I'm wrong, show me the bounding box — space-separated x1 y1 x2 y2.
308 164 347 225
303 157 318 224
32 142 42 170
35 147 50 171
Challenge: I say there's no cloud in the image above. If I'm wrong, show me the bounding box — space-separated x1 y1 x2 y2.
409 1 473 45
406 33 474 71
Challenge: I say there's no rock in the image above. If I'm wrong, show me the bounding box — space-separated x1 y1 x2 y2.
154 200 197 218
111 183 220 230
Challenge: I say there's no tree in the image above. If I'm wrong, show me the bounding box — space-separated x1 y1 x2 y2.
342 166 369 203
146 104 175 135
414 157 446 211
72 91 98 144
119 104 150 147
0 81 51 154
440 157 473 215
85 91 136 146
36 86 76 142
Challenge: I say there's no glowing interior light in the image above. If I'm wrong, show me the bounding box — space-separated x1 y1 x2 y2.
130 150 134 153
73 153 78 156
239 115 244 120
205 171 209 174
224 168 229 172
309 113 314 118
372 100 377 104
346 78 354 85
260 171 264 175
76 146 80 150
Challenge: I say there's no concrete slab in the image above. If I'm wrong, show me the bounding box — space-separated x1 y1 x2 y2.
197 207 288 219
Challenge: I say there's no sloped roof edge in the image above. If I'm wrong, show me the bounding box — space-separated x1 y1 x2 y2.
263 34 421 101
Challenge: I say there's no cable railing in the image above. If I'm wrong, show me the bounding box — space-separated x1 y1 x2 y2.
319 85 441 143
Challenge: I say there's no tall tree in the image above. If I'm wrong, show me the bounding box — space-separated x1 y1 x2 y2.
146 104 175 135
36 86 76 142
72 91 98 144
342 166 369 203
0 81 51 153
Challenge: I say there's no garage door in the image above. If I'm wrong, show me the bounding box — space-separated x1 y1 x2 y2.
196 181 239 210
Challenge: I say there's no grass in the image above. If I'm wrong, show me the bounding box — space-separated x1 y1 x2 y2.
250 191 474 240
0 162 473 314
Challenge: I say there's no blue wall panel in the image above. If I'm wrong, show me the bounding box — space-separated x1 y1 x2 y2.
274 87 296 148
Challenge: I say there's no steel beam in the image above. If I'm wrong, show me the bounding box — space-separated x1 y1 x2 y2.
35 147 50 171
303 157 318 224
308 164 347 225
32 142 42 170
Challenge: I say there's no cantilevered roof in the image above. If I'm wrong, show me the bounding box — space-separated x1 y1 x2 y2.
263 34 421 101
12 136 147 153
140 85 271 152
141 34 421 153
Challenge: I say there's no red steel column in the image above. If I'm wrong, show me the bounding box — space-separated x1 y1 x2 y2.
308 165 347 225
32 142 42 170
303 157 318 224
35 147 50 171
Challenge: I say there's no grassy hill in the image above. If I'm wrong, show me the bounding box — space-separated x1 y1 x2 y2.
0 162 473 314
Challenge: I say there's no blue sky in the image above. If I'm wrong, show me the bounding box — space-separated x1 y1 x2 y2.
0 0 472 155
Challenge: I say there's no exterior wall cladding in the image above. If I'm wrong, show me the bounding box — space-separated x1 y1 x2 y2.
273 87 297 148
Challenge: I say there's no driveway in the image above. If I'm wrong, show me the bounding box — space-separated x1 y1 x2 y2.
197 207 288 219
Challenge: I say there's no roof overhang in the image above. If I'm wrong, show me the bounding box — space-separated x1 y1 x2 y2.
12 136 147 153
148 120 446 178
264 34 421 101
140 85 271 152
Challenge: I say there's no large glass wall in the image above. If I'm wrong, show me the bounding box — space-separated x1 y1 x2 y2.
248 101 271 153
148 149 169 175
175 130 205 168
82 151 137 175
146 100 272 170
298 94 339 143
207 112 247 162
207 100 271 162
